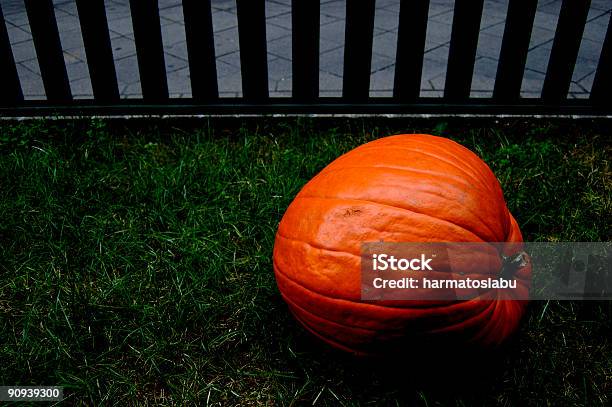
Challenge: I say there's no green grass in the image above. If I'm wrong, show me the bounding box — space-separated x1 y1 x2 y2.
0 118 610 405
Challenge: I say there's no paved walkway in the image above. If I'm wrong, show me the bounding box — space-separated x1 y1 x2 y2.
1 0 610 100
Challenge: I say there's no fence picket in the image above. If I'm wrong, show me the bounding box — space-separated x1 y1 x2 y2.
236 0 268 101
292 0 319 101
24 0 71 101
343 0 376 101
444 0 485 101
183 0 218 100
75 0 119 102
129 0 168 100
394 0 430 101
493 0 538 102
542 0 591 102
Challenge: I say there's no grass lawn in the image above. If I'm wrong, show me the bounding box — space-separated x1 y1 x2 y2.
0 118 610 405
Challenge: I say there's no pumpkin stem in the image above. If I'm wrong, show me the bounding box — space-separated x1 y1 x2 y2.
499 251 528 280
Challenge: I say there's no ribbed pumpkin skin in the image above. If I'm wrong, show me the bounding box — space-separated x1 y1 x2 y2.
273 134 530 355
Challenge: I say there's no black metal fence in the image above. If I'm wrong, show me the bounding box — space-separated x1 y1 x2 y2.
1 0 610 116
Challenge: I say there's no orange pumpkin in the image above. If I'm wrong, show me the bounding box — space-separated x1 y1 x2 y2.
273 134 530 355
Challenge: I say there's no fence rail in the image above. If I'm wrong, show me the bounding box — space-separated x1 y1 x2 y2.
0 0 610 117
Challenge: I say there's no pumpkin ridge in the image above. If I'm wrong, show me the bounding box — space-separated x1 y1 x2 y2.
351 144 499 197
275 232 360 257
317 163 482 190
274 261 504 311
302 165 503 241
371 136 502 192
296 195 490 243
275 233 514 278
283 282 502 337
282 293 381 333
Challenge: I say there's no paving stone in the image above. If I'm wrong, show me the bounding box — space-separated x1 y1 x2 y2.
266 11 341 30
525 45 552 74
320 0 346 20
57 28 86 52
70 77 94 98
167 67 191 94
217 71 242 95
214 27 240 57
571 57 599 85
471 57 499 95
575 37 606 65
372 30 397 59
575 71 595 93
121 81 143 97
376 0 401 12
425 20 452 50
430 9 454 25
265 1 290 18
15 62 45 97
6 22 31 43
526 26 556 48
421 58 447 88
420 89 444 98
109 35 137 60
476 32 503 59
319 71 342 96
164 53 187 72
216 51 241 77
18 56 39 75
158 0 184 9
520 68 545 98
210 0 236 12
265 24 290 41
424 45 450 63
268 56 291 82
104 1 131 20
532 10 561 33
427 3 453 20
107 16 135 38
268 0 290 6
266 35 291 60
538 0 561 16
374 8 400 31
114 54 141 84
164 40 187 60
584 12 611 41
211 10 238 33
591 0 612 12
2 10 29 27
427 71 446 92
479 0 508 29
64 59 91 81
161 21 187 47
0 0 28 16
320 19 345 43
369 64 394 93
274 75 291 92
159 4 184 23
269 89 291 98
53 8 80 31
10 39 37 63
479 21 506 38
